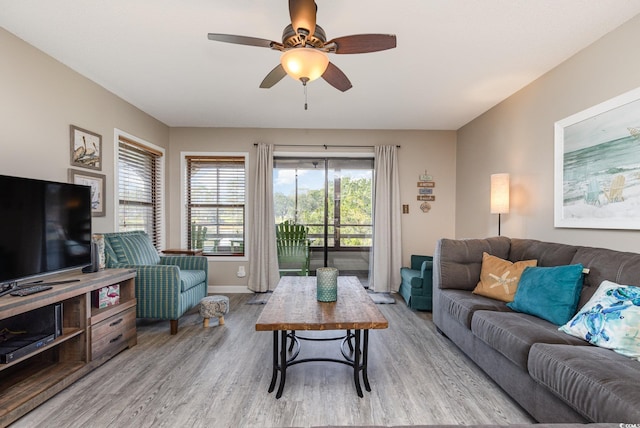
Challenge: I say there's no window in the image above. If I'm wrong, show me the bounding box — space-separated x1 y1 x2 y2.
185 155 246 256
117 136 163 249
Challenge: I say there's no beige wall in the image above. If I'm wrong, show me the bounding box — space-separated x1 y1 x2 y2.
456 14 640 252
11 12 640 289
169 128 456 289
0 28 170 233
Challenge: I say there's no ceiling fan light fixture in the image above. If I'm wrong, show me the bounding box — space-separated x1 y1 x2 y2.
280 47 329 83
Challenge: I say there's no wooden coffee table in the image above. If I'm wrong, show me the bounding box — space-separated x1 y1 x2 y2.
255 276 388 398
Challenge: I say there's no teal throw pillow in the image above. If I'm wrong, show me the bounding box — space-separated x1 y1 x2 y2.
560 280 640 360
506 264 584 325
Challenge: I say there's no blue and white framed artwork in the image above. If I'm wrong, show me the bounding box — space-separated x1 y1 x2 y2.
554 86 640 229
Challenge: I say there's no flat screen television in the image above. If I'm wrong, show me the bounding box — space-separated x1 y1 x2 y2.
0 174 92 284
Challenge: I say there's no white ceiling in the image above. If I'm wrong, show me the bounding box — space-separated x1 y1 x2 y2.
2 1 640 130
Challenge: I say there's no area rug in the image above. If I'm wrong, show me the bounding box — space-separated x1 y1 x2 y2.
246 291 272 305
367 291 395 304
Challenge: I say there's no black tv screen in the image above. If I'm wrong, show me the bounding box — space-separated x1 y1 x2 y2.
0 175 92 284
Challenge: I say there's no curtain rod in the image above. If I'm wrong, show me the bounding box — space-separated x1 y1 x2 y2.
253 143 400 149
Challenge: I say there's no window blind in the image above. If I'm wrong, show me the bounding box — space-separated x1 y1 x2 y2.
118 138 163 249
186 155 245 256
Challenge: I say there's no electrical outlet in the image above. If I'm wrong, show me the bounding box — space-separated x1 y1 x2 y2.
237 266 246 278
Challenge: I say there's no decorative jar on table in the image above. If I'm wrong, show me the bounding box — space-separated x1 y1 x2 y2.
316 267 338 302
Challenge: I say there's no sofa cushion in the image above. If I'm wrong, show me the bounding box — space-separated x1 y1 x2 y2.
108 232 161 265
473 252 537 302
560 280 640 360
507 264 584 326
400 267 421 285
437 237 511 291
438 289 510 328
471 311 589 370
528 343 640 422
571 246 640 307
509 238 578 267
180 270 207 292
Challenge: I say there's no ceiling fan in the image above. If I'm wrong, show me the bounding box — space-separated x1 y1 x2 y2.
207 0 397 92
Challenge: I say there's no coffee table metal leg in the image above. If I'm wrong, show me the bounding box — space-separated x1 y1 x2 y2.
288 330 296 351
268 331 278 393
353 329 363 397
362 329 371 392
346 329 354 352
275 329 288 398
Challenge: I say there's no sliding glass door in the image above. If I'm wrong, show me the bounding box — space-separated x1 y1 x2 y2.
273 157 373 285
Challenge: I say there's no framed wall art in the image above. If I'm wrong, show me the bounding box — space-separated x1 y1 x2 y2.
554 86 640 229
68 168 106 217
70 125 102 170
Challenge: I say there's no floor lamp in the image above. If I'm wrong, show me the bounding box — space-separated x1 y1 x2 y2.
491 173 510 236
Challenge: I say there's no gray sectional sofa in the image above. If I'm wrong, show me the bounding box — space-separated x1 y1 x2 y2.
433 236 640 423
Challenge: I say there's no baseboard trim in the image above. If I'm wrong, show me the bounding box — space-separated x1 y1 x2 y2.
208 285 252 294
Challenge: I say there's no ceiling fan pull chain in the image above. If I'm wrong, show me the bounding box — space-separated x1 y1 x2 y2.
301 77 309 110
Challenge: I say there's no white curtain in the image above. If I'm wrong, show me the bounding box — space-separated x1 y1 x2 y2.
247 143 280 292
370 145 403 293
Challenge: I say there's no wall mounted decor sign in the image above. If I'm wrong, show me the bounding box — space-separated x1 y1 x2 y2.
68 168 106 217
554 86 640 229
70 125 102 170
416 171 436 211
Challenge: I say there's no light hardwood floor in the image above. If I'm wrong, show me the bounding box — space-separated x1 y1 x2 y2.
11 294 534 427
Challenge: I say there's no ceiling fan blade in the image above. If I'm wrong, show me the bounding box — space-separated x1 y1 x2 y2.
326 34 397 54
322 62 352 92
260 64 288 88
289 0 316 39
207 33 278 49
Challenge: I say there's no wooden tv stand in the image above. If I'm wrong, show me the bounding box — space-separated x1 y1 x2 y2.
0 268 137 427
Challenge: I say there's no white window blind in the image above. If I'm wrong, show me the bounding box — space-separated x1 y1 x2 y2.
186 155 245 256
118 138 163 248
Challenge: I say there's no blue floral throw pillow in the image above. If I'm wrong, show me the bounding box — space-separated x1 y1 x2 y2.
560 280 640 360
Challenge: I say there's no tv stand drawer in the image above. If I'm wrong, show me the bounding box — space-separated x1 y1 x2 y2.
91 306 136 360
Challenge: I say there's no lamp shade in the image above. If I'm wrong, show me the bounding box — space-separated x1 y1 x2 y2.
491 173 510 214
280 48 329 83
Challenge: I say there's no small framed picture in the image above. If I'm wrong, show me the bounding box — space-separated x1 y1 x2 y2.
417 181 435 188
417 195 435 201
70 125 102 170
418 188 433 195
68 169 106 217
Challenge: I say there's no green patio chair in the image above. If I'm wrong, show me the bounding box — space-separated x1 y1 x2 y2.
276 220 311 276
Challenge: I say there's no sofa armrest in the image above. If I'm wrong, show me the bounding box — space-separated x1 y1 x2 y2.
160 255 208 272
116 264 183 319
409 276 424 288
420 259 433 278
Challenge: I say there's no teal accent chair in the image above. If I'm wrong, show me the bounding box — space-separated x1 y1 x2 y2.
102 231 208 335
399 255 434 311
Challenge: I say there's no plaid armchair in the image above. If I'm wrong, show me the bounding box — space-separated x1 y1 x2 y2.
102 231 208 334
